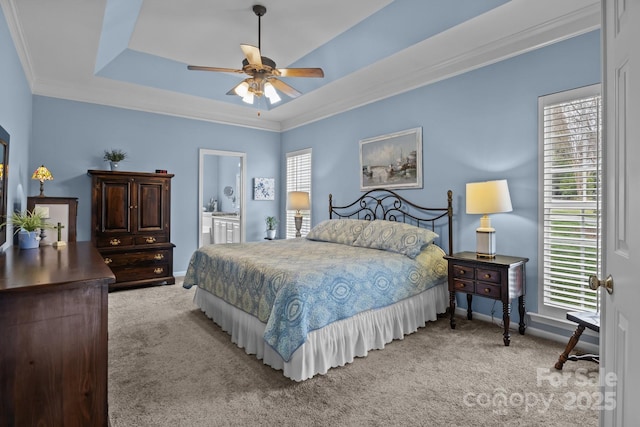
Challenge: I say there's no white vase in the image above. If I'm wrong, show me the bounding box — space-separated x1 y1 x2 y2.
110 161 120 171
266 229 276 240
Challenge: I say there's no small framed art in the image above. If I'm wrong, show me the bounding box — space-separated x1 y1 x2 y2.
253 177 275 200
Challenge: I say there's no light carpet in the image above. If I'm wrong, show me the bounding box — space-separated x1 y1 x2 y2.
108 281 599 427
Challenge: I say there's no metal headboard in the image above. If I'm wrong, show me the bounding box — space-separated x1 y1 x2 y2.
328 188 453 256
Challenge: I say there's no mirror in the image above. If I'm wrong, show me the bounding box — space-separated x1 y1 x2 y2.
198 149 246 248
0 125 9 248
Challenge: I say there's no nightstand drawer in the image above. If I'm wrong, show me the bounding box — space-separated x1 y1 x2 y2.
477 268 501 284
452 264 474 280
475 282 501 298
451 279 474 292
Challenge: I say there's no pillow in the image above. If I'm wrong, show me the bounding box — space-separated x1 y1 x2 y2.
306 219 370 245
353 220 438 259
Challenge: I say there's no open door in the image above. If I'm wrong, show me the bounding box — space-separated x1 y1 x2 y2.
600 0 640 425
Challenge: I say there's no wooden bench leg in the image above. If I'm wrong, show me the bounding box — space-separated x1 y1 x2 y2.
555 324 586 370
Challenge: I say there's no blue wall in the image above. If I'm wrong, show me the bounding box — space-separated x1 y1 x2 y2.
30 97 280 271
282 30 601 316
0 6 33 251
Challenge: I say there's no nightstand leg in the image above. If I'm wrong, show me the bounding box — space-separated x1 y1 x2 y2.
503 302 511 346
449 291 456 329
466 294 473 320
518 295 526 335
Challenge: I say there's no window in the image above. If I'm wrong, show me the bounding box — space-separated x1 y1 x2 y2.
286 149 312 238
539 84 602 316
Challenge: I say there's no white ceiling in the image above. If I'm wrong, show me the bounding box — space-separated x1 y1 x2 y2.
2 0 600 132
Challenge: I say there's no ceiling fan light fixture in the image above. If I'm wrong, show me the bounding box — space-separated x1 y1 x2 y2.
242 91 255 104
264 82 281 104
234 81 250 97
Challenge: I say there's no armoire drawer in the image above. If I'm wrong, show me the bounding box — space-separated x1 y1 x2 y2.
101 249 172 268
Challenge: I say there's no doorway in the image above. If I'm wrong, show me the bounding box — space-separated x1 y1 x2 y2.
198 148 246 248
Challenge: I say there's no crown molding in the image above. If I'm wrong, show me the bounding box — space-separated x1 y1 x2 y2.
1 0 35 90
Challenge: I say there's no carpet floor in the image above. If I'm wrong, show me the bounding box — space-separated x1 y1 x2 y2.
108 282 599 427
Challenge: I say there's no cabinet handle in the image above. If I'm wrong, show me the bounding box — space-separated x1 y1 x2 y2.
109 238 121 246
146 237 156 244
154 253 164 260
154 267 164 274
104 257 112 265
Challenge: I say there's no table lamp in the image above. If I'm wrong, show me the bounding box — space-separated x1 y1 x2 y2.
32 165 53 197
287 191 310 237
466 179 512 258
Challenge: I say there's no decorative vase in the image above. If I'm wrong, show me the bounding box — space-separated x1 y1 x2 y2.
110 161 120 171
18 230 40 249
266 229 276 240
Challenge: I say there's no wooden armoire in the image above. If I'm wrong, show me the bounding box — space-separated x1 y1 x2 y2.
88 170 175 291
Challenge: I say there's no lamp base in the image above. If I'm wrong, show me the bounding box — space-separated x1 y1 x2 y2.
476 229 496 258
294 214 302 238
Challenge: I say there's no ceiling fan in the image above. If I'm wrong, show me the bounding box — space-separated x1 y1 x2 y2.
187 4 324 105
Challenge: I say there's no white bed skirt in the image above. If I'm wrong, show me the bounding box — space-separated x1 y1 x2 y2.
193 283 448 381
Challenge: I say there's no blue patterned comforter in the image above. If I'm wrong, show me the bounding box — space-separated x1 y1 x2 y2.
183 238 447 361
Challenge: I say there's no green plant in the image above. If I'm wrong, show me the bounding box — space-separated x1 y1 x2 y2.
265 216 278 230
103 149 127 162
1 210 51 234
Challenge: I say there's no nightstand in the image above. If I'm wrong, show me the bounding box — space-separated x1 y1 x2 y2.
444 251 528 346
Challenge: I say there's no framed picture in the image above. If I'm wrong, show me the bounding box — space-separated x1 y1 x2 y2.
360 127 422 191
253 177 275 200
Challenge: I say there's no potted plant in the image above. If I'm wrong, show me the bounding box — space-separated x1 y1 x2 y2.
103 149 127 171
1 210 51 249
265 216 278 240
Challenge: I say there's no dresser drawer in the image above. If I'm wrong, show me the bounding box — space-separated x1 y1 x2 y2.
102 249 171 268
134 234 169 245
477 268 501 284
109 263 172 283
451 278 474 293
475 282 501 299
451 264 474 280
95 235 134 248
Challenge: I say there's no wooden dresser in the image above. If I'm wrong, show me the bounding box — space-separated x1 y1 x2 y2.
88 170 175 291
0 242 115 426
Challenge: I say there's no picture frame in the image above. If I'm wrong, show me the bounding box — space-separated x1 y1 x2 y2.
360 127 423 191
253 177 275 200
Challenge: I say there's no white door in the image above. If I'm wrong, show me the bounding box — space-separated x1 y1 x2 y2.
601 0 640 425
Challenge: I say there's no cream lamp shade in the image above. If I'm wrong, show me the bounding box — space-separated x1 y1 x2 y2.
287 191 310 237
287 191 310 212
466 179 512 257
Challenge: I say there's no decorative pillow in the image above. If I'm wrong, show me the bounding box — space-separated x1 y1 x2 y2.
306 219 370 245
352 220 439 259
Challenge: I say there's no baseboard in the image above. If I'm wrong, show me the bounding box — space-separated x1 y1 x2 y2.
453 307 599 354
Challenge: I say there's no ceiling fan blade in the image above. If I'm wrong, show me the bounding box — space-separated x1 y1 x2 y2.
276 68 324 78
240 44 262 66
270 78 302 98
187 65 244 74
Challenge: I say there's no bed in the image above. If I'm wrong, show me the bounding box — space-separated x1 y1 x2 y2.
183 189 453 381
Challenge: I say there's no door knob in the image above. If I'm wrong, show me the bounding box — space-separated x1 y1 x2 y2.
588 274 613 295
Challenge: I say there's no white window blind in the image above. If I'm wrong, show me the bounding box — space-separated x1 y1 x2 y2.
286 149 312 238
540 86 602 314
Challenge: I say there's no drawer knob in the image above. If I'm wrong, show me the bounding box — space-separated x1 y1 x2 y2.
458 270 465 275
483 288 491 293
154 267 164 274
154 253 164 260
456 282 465 289
484 273 492 279
146 237 157 244
109 238 121 246
104 257 112 265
